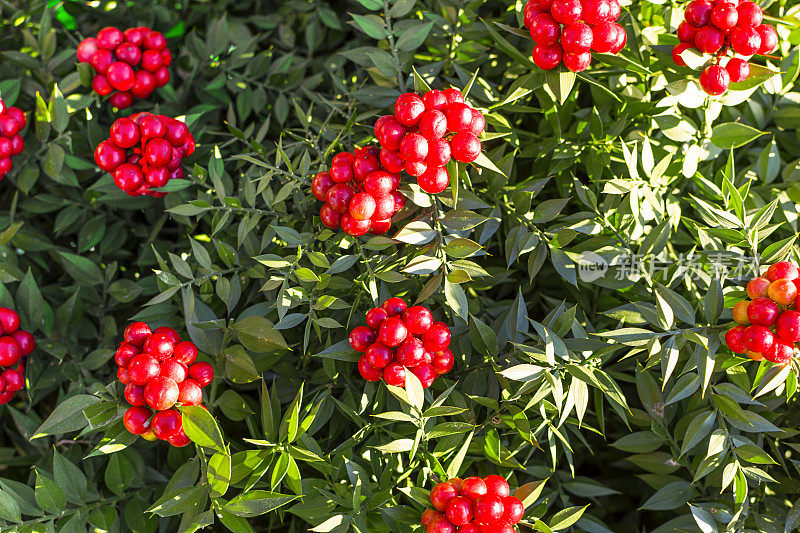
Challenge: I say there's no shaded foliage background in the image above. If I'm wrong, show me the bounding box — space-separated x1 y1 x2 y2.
1 0 800 531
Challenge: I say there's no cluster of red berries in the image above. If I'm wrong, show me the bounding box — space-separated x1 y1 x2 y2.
673 0 779 95
422 476 525 533
312 146 406 236
0 99 27 181
117 322 214 447
374 88 485 194
524 0 627 72
725 261 799 364
0 308 35 405
350 297 453 389
94 113 194 196
77 26 172 109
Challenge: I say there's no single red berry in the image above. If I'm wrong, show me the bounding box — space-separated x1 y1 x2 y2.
700 64 730 96
330 161 355 184
94 141 126 172
747 296 780 326
685 0 714 27
483 475 510 497
746 276 771 299
563 52 592 72
372 194 395 220
731 300 751 326
123 405 152 435
726 58 750 83
365 342 394 368
128 353 160 385
763 337 794 364
430 482 460 511
677 21 698 44
131 70 156 98
332 150 354 168
426 515 456 533
468 109 485 136
145 167 169 188
358 355 383 382
432 349 454 374
349 192 377 221
451 133 481 163
139 115 166 139
164 120 190 147
117 367 131 384
124 383 146 406
160 49 173 67
502 496 525 523
151 409 181 440
0 138 10 159
144 31 167 51
312 171 334 201
776 310 800 342
403 306 434 335
756 24 778 54
550 0 582 24
0 308 20 335
444 103 475 133
443 88 465 105
694 26 725 54
445 496 473 526
167 426 191 447
113 163 144 192
379 149 405 173
395 93 426 127
1 369 23 392
582 0 612 24
144 331 176 360
427 139 452 167
96 27 124 49
106 62 136 91
743 324 774 353
561 23 594 53
115 42 142 66
188 361 214 387
383 362 407 387
110 118 140 149
90 48 114 73
123 27 148 47
350 326 378 352
423 322 451 352
460 477 488 501
396 337 425 367
115 343 139 367
375 116 406 151
160 359 188 383
326 183 356 214
730 27 762 55
363 171 394 197
91 74 114 96
109 91 133 109
529 14 561 46
401 133 429 162
141 49 164 72
419 166 450 194
353 153 381 181
410 362 437 388
725 327 747 353
768 279 797 306
419 110 448 140
341 214 371 236
422 509 442 527
422 89 448 110
11 330 34 357
474 495 505 525
122 323 152 346
320 204 342 229
366 307 390 330
379 317 409 347
737 1 763 27
145 138 173 167
178 379 203 406
710 3 738 31
383 297 408 317
0 337 20 367
765 261 799 282
77 37 99 62
153 67 171 87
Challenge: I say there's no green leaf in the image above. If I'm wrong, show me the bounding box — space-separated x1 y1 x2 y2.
222 490 299 517
181 405 227 453
235 316 290 353
710 123 767 150
32 394 100 439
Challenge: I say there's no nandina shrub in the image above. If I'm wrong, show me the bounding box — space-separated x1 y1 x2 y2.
1 1 800 532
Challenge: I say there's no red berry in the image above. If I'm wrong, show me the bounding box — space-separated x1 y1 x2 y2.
341 214 371 236
144 31 167 51
124 383 146 406
113 163 144 192
330 162 354 184
562 23 594 53
423 322 451 353
726 58 750 83
468 109 485 136
403 306 434 335
115 42 142 66
117 367 131 384
0 138 10 159
358 355 383 381
401 133 429 162
563 51 592 72
188 361 214 387
744 324 774 353
365 342 394 368
2 369 23 392
0 308 20 335
379 317 409 347
151 409 182 440
94 141 126 173
128 353 160 385
164 120 190 147
427 516 456 533
685 0 714 27
431 483 460 511
312 172 334 201
726 327 746 353
145 138 173 167
0 337 20 367
131 70 157 98
445 103 474 133
153 67 171 87
427 139 452 167
144 331 176 360
710 3 738 31
737 2 763 27
730 27 761 55
115 343 138 367
366 308 390 330
383 362 407 387
502 496 525 523
677 21 698 44
380 149 405 173
419 110 448 140
350 326 378 352
747 276 771 299
582 0 612 24
326 184 356 214
606 0 621 20
90 48 114 73
419 166 450 194
383 297 408 316
443 88 465 105
530 14 561 46
97 27 124 49
91 74 113 96
524 3 544 29
110 118 140 148
167 426 191 447
160 359 188 383
145 167 169 188
550 0 582 24
694 26 725 54
775 310 800 342
765 261 799 282
178 379 203 406
109 91 133 109
373 194 395 220
123 406 152 435
432 349 454 374
396 337 425 367
392 190 406 214
422 89 448 110
11 330 34 357
483 475 510 497
320 204 342 229
445 496 473 526
672 43 693 67
123 27 147 47
141 49 163 72
395 93 426 127
747 297 780 326
353 153 381 181
460 477 488 501
474 495 505 525
451 133 481 163
139 115 167 139
77 37 99 62
349 192 377 221
700 64 730 96
422 509 442 527
768 279 797 305
410 362 437 388
763 337 794 364
375 116 406 151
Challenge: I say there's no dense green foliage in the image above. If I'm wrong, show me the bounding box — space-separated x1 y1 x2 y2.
1 0 800 531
